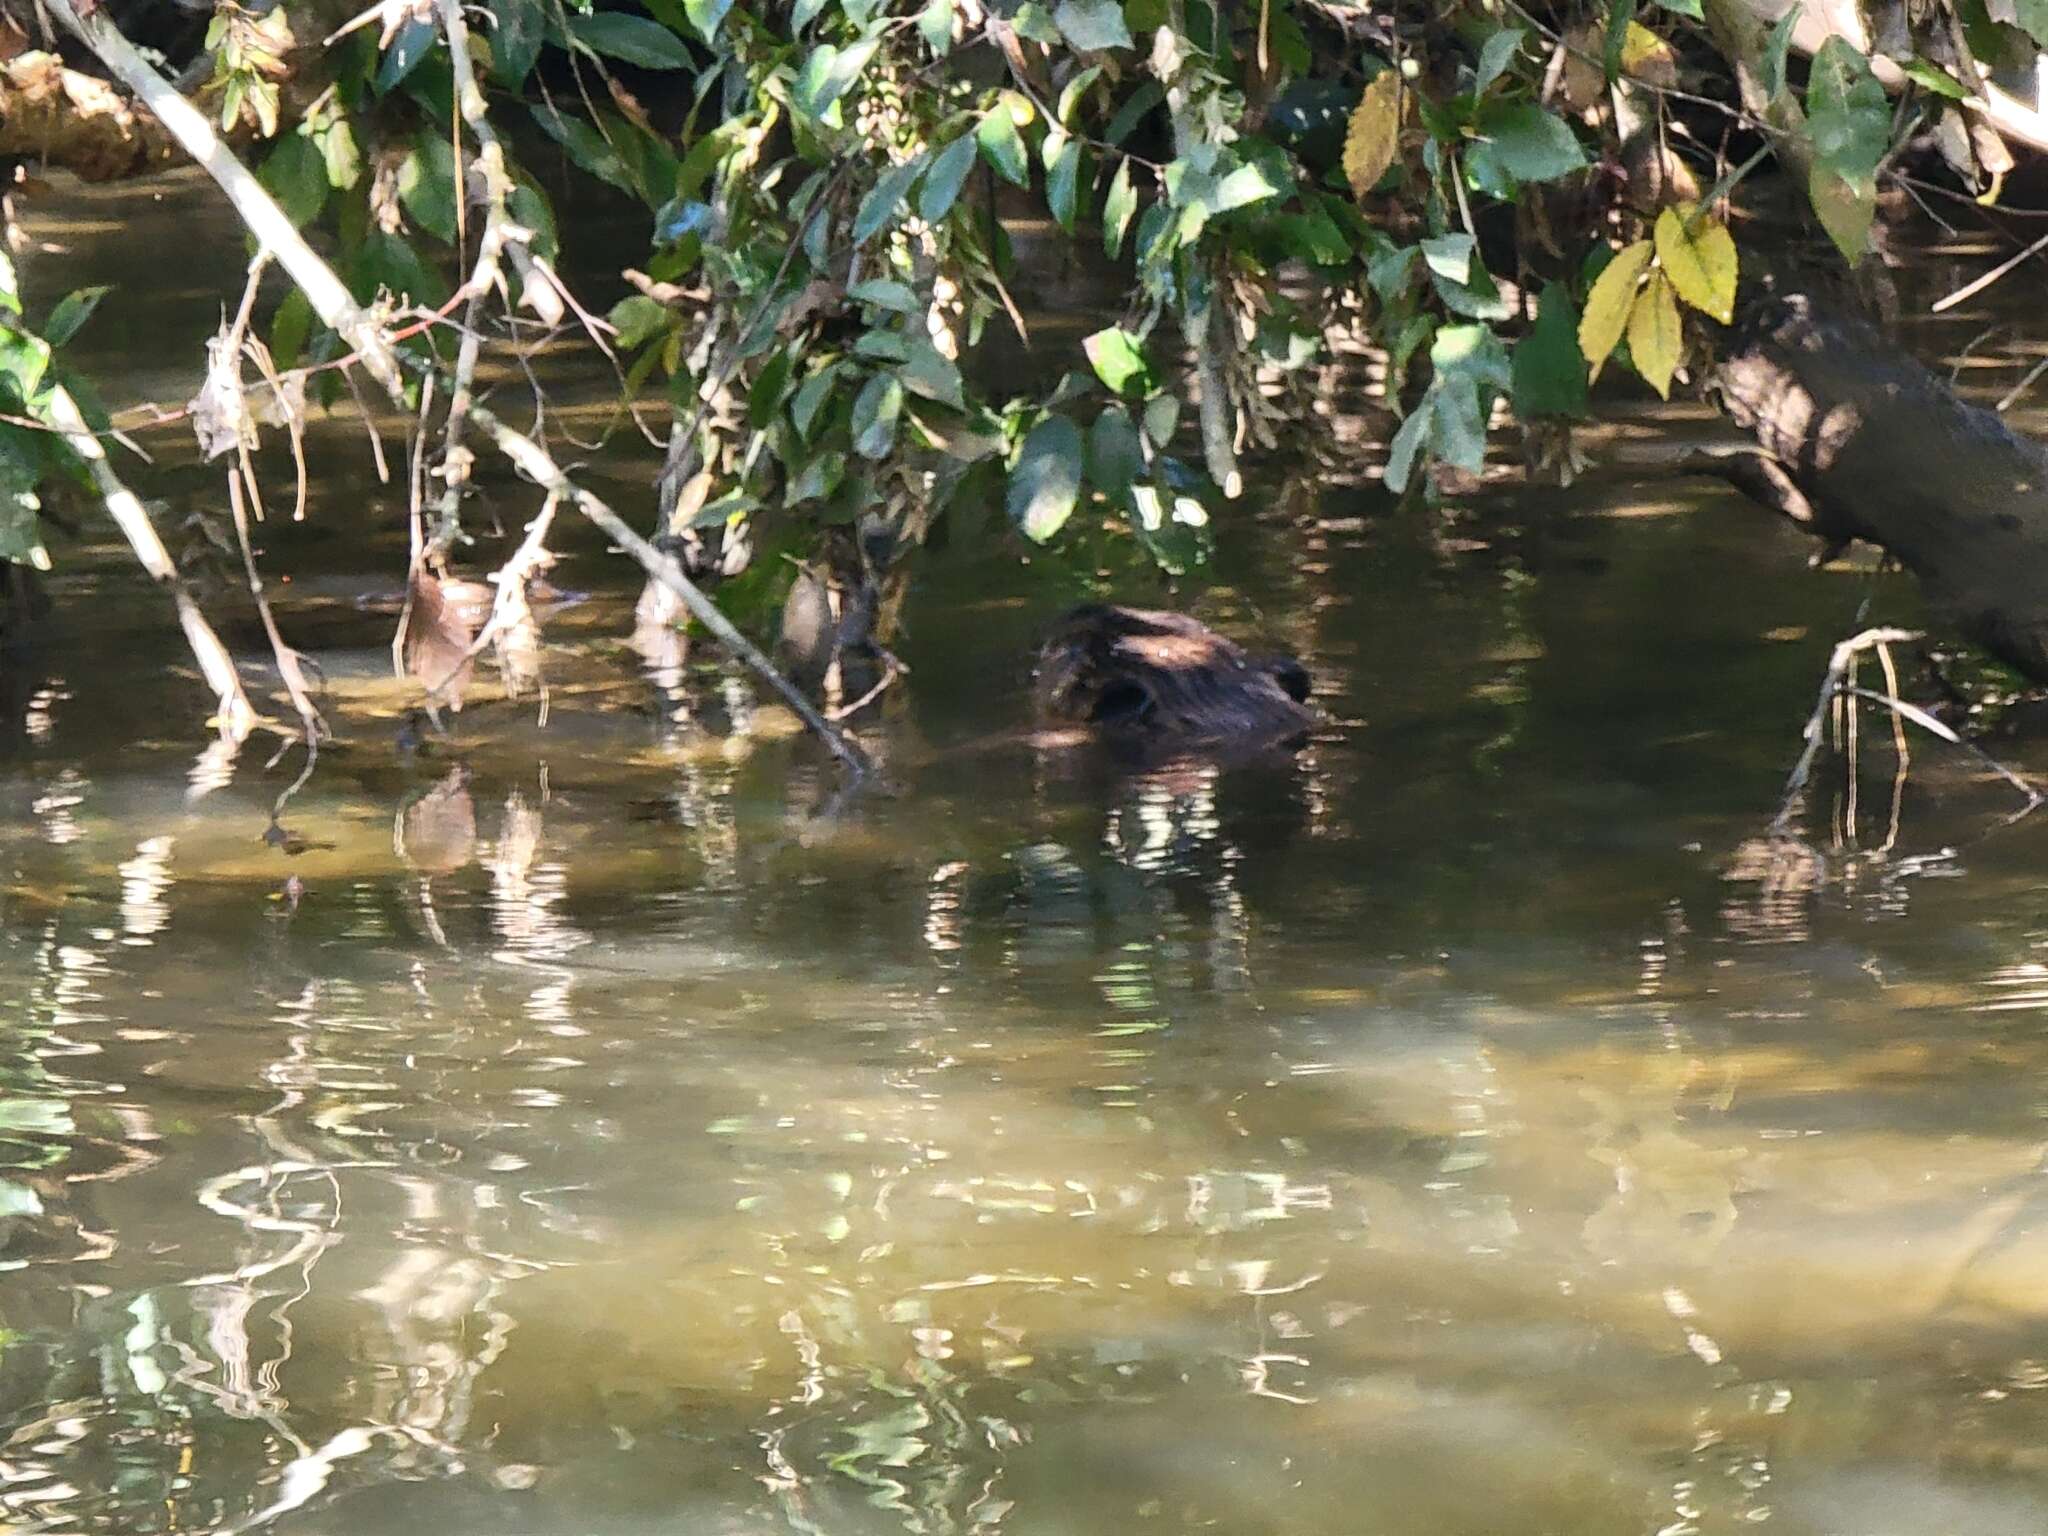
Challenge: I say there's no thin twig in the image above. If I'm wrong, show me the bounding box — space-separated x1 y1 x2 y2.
1930 227 2048 314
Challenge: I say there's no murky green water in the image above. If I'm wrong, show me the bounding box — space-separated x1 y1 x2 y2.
6 173 2048 1535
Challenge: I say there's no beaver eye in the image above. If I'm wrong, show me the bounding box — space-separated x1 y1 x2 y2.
1092 680 1153 724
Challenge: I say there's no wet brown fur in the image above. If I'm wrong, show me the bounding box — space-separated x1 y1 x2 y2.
1032 604 1315 756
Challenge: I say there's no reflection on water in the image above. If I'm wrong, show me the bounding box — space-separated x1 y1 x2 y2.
10 176 2048 1535
6 483 2048 1536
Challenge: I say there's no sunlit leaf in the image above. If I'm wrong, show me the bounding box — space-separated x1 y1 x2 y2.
398 131 458 244
1045 132 1082 231
1082 326 1154 396
375 16 436 94
1578 238 1653 374
684 0 734 44
1809 162 1877 260
1654 203 1737 323
1898 56 1969 100
1053 0 1132 51
918 0 954 53
900 339 966 410
1342 70 1401 199
1625 270 1682 399
1007 415 1085 541
1103 158 1137 256
977 104 1029 186
852 371 905 458
919 134 977 222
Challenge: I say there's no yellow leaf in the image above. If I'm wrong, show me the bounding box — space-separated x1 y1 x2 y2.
1654 203 1738 324
1578 239 1654 378
1343 71 1401 200
1626 270 1683 400
1620 22 1677 87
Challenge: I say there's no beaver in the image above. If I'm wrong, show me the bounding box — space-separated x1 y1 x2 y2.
1031 604 1316 759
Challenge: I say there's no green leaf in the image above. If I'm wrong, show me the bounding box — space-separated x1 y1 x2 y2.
269 288 314 369
569 13 692 67
1759 5 1798 100
788 450 845 504
749 347 797 430
1419 232 1473 284
854 156 926 244
683 0 734 44
398 131 459 244
2008 0 2048 47
42 286 109 349
260 133 328 229
1898 56 1968 99
1806 36 1890 182
1105 79 1164 143
1654 0 1702 14
375 16 437 94
918 0 954 52
1046 133 1082 232
1012 4 1060 43
609 295 673 350
1007 415 1085 541
531 105 635 195
1808 163 1876 261
792 361 845 438
0 250 19 314
792 0 832 30
1059 64 1103 124
849 278 918 312
919 134 978 222
1082 326 1155 396
1473 102 1587 183
1510 282 1589 420
1384 398 1432 493
854 329 910 362
317 117 362 191
900 339 966 410
1103 159 1137 257
488 0 545 84
349 230 449 307
1430 251 1510 321
851 371 904 458
1474 26 1524 93
794 38 880 119
1429 375 1488 472
1053 0 1133 50
1087 406 1143 499
978 105 1029 186
1141 392 1179 448
0 329 48 408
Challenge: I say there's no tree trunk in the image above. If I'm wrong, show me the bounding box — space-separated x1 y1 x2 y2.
1697 289 2048 682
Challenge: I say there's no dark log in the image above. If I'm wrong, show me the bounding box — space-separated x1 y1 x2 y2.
1701 289 2048 683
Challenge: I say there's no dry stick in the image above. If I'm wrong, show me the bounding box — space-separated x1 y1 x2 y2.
37 381 256 739
1930 228 2048 315
54 0 864 776
431 0 517 554
227 469 328 812
1773 627 2038 838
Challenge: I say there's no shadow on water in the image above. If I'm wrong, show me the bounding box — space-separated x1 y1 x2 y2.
5 174 2048 1535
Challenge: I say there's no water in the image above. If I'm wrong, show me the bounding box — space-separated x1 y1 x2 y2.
7 172 2048 1535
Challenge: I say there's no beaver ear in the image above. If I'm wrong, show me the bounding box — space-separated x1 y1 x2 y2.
1092 679 1154 725
1268 658 1311 703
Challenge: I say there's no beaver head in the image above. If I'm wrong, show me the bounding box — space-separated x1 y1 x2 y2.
1032 604 1316 756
